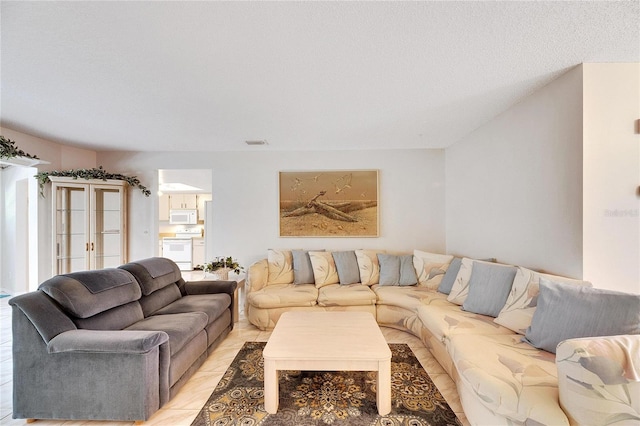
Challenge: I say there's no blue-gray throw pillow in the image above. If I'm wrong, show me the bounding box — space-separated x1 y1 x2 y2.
292 250 323 284
462 262 517 317
438 257 462 294
524 278 640 353
378 254 417 286
332 251 361 285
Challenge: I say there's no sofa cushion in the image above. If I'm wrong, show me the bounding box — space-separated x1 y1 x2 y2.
153 293 231 326
494 267 592 334
416 303 513 345
247 284 318 309
447 258 506 306
413 250 453 290
373 285 450 310
317 284 376 307
524 279 640 353
332 251 361 285
292 249 320 284
73 301 144 330
309 251 339 287
462 262 517 317
267 249 294 284
39 269 141 318
378 254 417 286
556 335 640 426
125 312 208 356
119 257 182 296
447 333 569 425
355 249 385 286
437 257 461 294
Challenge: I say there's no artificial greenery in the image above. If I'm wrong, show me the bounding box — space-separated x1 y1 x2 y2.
0 135 39 160
35 166 151 197
204 256 244 274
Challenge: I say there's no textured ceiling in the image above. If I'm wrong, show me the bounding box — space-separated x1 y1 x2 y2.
1 1 638 152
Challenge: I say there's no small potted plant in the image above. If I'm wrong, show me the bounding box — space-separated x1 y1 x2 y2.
204 256 244 280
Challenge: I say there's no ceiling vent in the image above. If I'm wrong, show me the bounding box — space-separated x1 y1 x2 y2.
245 140 268 146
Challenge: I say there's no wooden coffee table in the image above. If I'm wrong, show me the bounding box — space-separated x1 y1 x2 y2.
262 311 392 415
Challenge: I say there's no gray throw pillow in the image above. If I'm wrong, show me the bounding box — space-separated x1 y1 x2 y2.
524 278 640 353
462 262 517 317
332 251 361 284
292 250 323 284
378 254 417 286
438 257 461 294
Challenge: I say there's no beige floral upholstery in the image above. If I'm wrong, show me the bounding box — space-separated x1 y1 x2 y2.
317 284 376 307
413 249 453 290
247 304 376 331
246 283 318 309
309 251 339 287
416 303 513 345
556 335 640 425
267 249 294 284
446 257 474 305
448 333 569 425
355 249 385 285
373 284 450 310
494 267 592 334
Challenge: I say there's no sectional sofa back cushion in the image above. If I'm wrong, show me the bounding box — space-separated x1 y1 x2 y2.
413 250 454 290
461 262 517 317
378 254 418 286
292 250 318 284
267 249 294 284
39 268 144 330
355 249 385 286
448 258 490 305
309 251 340 287
119 257 183 317
437 257 462 294
332 251 361 284
524 279 640 353
495 267 592 334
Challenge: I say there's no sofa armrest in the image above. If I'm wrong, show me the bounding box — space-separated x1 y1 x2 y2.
246 259 268 293
183 279 237 297
47 329 169 354
556 335 640 425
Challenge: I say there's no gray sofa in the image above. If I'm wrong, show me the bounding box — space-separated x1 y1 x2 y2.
9 257 236 423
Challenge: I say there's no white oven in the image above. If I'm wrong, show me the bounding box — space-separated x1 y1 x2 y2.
162 238 193 270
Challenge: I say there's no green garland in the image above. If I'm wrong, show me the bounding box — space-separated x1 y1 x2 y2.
35 166 151 197
0 135 39 160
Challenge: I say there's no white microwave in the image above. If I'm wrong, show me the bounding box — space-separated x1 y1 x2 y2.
169 209 198 225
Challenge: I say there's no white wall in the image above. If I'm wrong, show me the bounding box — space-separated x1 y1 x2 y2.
446 66 584 278
583 63 640 294
97 149 446 269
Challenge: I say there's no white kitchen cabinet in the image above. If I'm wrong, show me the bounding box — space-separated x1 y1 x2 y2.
192 237 205 268
158 194 170 221
50 177 127 274
169 194 197 209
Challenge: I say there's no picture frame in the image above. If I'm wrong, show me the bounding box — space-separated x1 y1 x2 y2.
279 170 379 237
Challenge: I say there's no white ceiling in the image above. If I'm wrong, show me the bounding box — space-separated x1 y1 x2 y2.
1 1 638 152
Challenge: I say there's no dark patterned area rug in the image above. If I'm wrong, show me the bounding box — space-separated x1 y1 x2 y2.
191 341 461 426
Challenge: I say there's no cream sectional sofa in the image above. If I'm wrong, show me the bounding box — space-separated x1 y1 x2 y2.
246 249 640 426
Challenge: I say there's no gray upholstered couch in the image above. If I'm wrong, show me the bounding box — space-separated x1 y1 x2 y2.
9 257 236 423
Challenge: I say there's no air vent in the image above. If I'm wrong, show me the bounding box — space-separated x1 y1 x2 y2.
245 140 268 146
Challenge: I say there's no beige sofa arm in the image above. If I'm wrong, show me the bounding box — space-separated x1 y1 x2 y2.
246 259 268 294
556 335 640 425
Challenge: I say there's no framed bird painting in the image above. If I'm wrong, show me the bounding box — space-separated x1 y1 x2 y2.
279 170 379 237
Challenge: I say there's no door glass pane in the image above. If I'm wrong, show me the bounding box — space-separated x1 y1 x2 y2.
55 186 87 274
94 188 122 269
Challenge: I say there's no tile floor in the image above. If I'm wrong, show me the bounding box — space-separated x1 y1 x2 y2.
0 295 470 425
